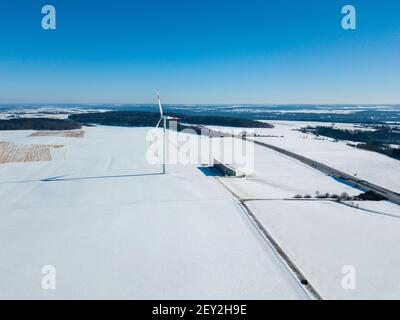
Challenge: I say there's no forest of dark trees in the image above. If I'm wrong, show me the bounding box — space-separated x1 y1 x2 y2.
302 126 400 144
0 111 272 132
69 111 274 128
0 118 82 130
357 143 400 160
301 126 400 160
253 110 400 124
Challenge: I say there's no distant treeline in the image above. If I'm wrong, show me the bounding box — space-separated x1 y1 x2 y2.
0 118 82 130
295 190 387 201
302 126 400 160
255 110 400 124
357 143 400 160
302 126 400 145
69 111 273 128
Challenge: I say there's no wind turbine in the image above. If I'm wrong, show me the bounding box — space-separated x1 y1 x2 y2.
155 91 178 174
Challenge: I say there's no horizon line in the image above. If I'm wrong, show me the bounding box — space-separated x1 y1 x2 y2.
1 102 400 106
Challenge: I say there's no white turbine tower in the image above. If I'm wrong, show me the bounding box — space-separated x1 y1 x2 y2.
155 91 178 174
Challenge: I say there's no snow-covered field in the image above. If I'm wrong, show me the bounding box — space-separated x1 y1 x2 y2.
0 107 111 120
217 141 359 200
247 200 400 299
241 121 400 193
0 126 308 299
0 125 399 300
352 200 400 218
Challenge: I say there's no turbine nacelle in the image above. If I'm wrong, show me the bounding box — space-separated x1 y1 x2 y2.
155 115 178 129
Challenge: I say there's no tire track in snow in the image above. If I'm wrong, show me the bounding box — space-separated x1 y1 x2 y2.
214 177 323 300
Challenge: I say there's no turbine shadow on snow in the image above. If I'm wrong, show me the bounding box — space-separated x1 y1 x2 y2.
0 172 162 184
41 172 162 182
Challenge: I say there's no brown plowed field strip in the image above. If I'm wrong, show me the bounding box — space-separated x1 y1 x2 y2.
0 141 64 164
29 130 85 138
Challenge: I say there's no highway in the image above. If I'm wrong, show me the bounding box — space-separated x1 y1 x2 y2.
200 126 400 205
246 138 400 206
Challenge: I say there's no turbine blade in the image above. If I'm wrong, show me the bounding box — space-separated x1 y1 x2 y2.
157 90 164 117
155 118 162 129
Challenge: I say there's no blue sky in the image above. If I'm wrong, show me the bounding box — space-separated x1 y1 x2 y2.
0 0 399 104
